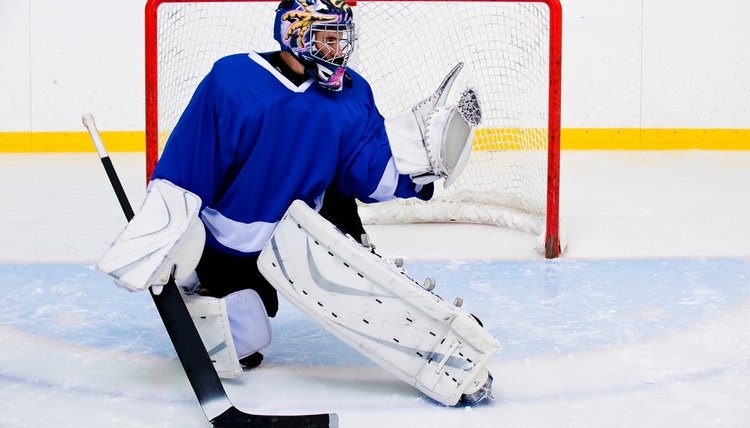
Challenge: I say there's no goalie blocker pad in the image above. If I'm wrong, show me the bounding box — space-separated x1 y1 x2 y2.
257 200 501 406
97 179 205 292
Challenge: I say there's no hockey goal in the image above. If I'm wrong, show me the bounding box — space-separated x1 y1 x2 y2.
145 0 563 257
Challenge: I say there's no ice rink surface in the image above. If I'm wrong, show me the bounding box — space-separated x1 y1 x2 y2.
1 150 749 427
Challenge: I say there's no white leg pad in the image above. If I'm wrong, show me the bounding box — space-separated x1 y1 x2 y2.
182 288 271 379
257 200 501 406
224 289 272 360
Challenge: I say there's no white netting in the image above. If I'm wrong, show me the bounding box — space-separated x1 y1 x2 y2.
153 2 278 150
149 0 557 245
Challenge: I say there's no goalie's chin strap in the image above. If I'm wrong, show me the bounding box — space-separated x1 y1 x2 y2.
301 56 352 90
384 62 482 188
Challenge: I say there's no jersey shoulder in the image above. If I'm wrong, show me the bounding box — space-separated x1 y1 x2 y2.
345 68 373 93
210 53 265 83
203 53 276 103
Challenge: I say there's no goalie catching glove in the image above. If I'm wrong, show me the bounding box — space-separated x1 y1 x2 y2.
385 62 482 188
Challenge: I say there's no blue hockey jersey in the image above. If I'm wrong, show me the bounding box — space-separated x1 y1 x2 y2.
153 51 431 256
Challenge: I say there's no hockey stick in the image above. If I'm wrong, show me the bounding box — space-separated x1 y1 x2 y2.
82 113 338 428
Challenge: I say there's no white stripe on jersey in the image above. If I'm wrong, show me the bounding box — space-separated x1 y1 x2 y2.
368 157 399 202
201 207 278 253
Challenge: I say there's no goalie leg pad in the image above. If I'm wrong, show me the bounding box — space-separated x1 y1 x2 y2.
182 291 242 379
97 179 205 292
257 200 501 406
224 288 272 360
182 288 271 378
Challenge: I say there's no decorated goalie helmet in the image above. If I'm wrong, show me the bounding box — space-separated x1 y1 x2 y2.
274 0 355 91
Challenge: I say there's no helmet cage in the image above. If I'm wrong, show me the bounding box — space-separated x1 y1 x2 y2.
306 23 356 68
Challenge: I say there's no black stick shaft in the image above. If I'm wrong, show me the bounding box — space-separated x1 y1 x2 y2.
83 113 336 427
99 156 135 221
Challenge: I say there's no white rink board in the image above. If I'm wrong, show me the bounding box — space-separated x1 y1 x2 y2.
2 1 750 132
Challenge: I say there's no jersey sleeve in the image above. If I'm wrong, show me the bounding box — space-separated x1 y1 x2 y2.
333 82 434 204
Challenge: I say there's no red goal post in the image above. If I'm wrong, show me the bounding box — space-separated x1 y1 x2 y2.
145 0 563 258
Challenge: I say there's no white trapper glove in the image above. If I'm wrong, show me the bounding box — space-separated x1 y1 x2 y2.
385 62 482 188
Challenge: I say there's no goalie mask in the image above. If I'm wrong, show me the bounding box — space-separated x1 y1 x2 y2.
274 0 355 91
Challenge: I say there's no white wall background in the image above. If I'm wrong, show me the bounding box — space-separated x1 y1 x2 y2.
1 0 749 134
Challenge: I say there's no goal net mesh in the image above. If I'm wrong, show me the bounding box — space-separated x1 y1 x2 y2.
147 0 560 253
